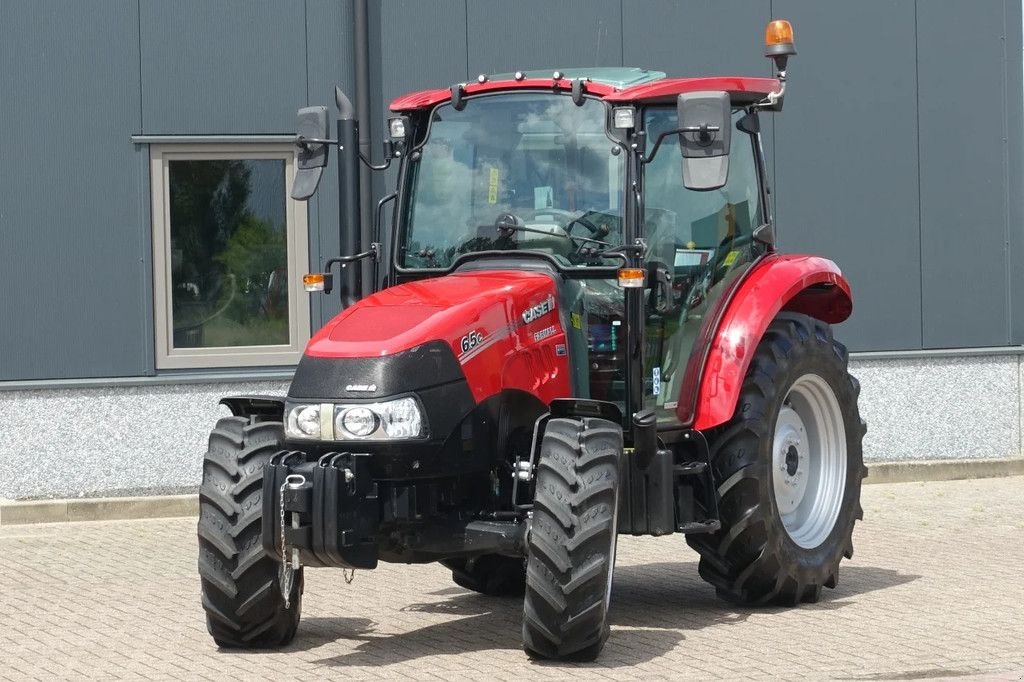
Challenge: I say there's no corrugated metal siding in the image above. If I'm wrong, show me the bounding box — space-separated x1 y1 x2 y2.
1008 0 1024 346
918 1 1011 348
622 0 771 77
139 0 307 134
0 0 149 380
773 0 923 351
466 0 623 74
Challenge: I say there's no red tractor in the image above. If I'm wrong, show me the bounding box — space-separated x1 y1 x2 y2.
199 20 865 661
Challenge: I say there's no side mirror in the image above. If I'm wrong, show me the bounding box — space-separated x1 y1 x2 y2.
291 106 330 200
677 91 731 191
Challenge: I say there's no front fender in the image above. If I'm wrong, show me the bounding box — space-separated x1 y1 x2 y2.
219 395 285 421
686 254 853 431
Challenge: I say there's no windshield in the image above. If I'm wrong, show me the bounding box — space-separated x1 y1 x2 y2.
401 94 624 269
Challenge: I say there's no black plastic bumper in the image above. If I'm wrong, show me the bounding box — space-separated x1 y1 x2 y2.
262 450 380 569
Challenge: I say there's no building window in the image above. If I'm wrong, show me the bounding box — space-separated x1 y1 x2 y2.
150 145 310 369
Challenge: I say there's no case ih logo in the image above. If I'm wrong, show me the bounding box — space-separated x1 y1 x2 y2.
522 295 555 324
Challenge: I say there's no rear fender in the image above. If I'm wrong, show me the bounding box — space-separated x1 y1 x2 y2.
685 254 852 431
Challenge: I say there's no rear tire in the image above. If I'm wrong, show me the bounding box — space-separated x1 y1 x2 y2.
522 417 622 661
688 313 866 605
198 416 302 648
442 556 526 597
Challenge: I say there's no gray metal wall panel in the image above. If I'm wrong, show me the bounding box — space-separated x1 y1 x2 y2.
918 2 1009 348
621 0 771 77
772 1 922 351
379 0 468 108
139 0 307 134
305 0 357 328
466 0 623 74
0 0 147 381
1004 0 1024 345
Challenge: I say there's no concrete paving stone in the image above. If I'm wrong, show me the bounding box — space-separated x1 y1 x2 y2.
1 477 1023 679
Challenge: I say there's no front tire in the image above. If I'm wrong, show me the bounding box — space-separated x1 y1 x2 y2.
688 313 866 605
522 417 622 661
198 416 302 648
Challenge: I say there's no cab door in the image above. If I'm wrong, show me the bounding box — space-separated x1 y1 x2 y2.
640 108 768 425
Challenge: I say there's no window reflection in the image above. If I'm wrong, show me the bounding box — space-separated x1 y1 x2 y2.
168 159 289 348
403 94 624 268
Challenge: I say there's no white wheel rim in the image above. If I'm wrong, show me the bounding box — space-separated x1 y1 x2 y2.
771 373 847 549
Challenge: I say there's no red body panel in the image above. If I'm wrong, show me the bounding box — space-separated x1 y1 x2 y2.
389 79 616 112
389 76 779 112
305 271 571 405
605 76 781 104
688 254 853 431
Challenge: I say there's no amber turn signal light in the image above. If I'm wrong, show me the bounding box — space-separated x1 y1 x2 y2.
303 272 332 293
617 268 645 289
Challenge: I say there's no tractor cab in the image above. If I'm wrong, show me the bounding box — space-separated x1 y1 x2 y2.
383 67 774 431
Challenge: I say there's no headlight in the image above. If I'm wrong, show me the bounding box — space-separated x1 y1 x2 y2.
285 403 322 440
376 397 423 438
335 396 426 440
285 396 426 441
338 406 378 437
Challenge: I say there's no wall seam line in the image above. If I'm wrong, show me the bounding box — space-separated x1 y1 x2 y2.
619 0 624 66
137 0 144 132
1001 0 1012 345
913 0 924 348
304 0 310 106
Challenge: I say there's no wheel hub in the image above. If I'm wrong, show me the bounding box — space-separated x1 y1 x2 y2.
785 445 799 476
772 405 809 514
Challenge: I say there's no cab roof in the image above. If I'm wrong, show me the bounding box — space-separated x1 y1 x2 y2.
388 67 779 112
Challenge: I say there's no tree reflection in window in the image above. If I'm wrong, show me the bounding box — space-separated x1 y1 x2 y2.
168 159 289 348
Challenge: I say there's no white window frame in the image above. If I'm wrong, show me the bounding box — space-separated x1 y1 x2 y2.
150 144 311 369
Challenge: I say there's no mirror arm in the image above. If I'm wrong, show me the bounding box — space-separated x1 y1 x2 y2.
297 136 393 170
296 135 338 147
325 242 381 270
640 125 722 164
359 152 392 171
375 192 397 240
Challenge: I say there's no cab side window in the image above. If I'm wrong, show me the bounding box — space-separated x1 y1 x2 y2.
643 108 762 267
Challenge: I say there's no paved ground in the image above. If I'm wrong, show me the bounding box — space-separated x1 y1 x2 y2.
1 477 1022 681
